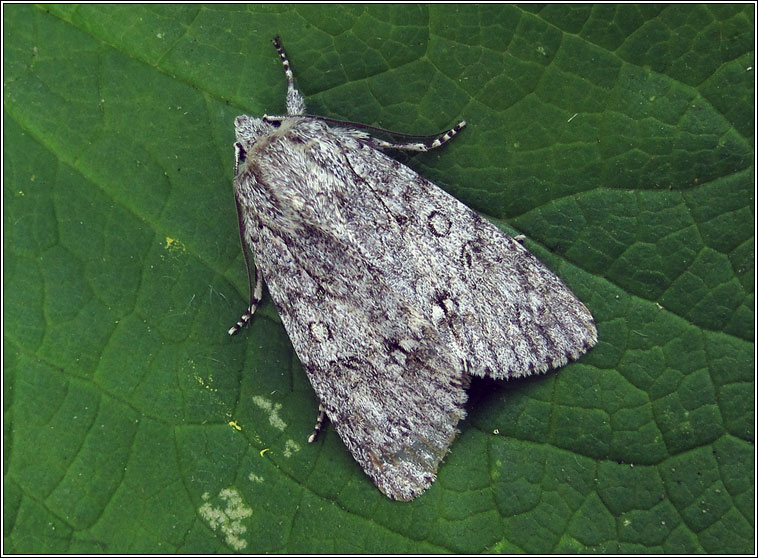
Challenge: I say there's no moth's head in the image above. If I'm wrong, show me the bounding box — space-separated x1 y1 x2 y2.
234 114 290 146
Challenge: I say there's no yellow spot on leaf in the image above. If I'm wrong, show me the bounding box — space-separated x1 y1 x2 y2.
165 236 185 251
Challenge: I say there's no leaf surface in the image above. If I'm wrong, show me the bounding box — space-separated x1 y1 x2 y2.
4 4 753 553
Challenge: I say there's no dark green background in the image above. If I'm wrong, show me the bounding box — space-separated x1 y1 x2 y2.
4 4 754 553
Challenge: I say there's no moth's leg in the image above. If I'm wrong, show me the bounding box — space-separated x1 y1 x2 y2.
307 404 328 443
272 36 305 116
367 120 466 152
228 194 264 336
228 263 264 336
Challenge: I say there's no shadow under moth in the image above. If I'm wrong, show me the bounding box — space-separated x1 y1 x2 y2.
228 37 597 501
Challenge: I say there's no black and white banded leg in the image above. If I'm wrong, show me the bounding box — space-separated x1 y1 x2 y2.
227 263 264 336
308 404 328 443
368 120 466 152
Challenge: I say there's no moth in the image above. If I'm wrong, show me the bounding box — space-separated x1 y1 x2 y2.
229 37 597 501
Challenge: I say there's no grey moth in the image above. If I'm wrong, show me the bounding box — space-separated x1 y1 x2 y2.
228 37 597 501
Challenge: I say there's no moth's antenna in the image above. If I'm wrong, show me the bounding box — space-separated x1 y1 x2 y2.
272 36 305 116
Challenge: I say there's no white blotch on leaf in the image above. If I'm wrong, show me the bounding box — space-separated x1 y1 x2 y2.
199 488 253 551
252 395 287 430
283 439 300 458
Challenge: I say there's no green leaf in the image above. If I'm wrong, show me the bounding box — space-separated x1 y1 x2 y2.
4 4 753 553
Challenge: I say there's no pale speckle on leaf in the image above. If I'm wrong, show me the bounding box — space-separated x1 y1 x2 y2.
199 488 253 551
283 439 300 458
252 395 287 431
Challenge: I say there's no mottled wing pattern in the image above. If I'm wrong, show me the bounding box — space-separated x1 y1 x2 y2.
333 128 598 378
235 115 595 500
236 121 469 500
236 117 595 497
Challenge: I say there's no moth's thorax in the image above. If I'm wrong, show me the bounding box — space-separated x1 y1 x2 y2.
235 116 346 234
234 114 329 148
235 114 292 146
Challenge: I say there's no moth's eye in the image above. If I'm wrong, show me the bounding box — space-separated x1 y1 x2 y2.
263 116 283 128
235 142 247 163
